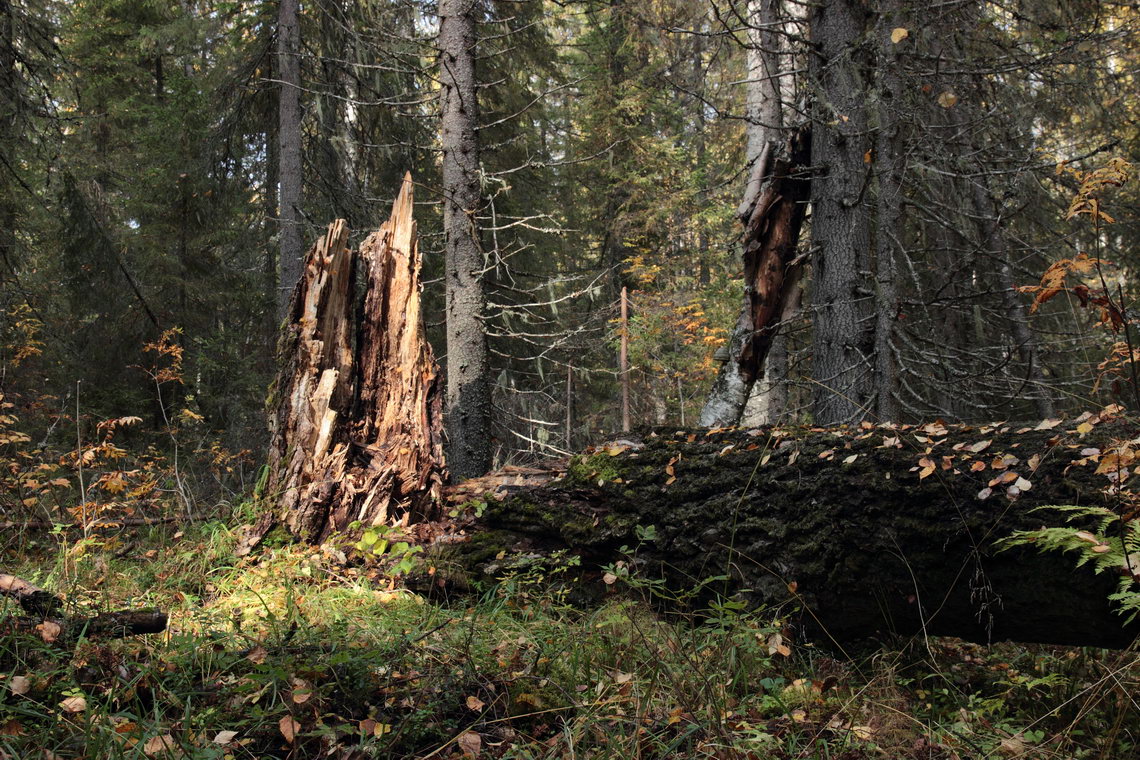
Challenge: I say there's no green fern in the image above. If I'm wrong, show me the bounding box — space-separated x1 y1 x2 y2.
1000 504 1140 623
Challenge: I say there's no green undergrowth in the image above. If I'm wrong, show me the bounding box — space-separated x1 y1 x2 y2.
2 521 1139 759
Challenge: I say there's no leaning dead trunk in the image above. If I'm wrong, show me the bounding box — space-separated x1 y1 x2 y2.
244 174 445 550
447 419 1139 649
701 127 812 427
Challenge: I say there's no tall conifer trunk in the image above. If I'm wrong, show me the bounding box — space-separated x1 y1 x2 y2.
439 0 492 479
277 0 303 319
809 0 874 424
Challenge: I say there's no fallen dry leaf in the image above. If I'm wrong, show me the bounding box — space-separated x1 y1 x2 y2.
8 676 30 696
37 621 61 644
458 730 482 758
59 695 86 713
212 730 238 745
279 716 300 744
290 678 312 704
466 695 485 711
143 735 176 756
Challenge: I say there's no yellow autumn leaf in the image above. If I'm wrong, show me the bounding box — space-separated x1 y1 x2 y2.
890 27 909 43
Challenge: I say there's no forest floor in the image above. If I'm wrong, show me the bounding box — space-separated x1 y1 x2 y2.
2 514 1139 760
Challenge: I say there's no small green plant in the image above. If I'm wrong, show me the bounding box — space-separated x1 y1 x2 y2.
447 497 487 519
355 524 424 575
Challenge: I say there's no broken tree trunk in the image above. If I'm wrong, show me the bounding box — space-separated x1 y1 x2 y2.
449 419 1140 649
700 127 812 427
249 174 445 549
1 573 167 642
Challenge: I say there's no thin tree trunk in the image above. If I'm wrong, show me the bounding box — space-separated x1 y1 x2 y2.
872 4 902 421
277 0 304 320
439 0 492 480
620 285 631 432
810 0 874 425
264 112 280 344
0 0 17 284
972 182 1055 419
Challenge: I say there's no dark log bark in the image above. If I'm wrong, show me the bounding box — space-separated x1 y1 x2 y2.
450 420 1140 649
1 573 167 641
248 175 445 551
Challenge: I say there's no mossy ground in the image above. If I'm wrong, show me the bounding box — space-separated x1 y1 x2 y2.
2 516 1139 759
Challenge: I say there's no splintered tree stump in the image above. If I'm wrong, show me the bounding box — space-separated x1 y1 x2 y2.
701 127 812 427
248 173 445 549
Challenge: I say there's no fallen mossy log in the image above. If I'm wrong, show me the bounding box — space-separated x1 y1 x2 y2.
1 573 167 643
452 420 1140 649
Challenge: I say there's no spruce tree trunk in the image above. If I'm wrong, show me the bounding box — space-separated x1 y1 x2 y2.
277 0 304 320
243 176 446 551
809 0 874 425
872 4 903 421
439 0 492 480
452 421 1139 649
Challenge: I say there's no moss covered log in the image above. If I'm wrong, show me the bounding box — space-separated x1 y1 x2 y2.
459 420 1140 648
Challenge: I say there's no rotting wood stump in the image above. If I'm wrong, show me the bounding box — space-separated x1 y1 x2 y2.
241 173 445 552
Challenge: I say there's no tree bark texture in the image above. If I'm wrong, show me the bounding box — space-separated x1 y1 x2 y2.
440 0 492 480
254 176 445 548
277 0 304 320
872 4 903 421
810 0 875 425
701 129 811 427
452 421 1138 649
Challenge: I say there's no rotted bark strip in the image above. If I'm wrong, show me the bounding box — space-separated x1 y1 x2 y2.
701 128 812 427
